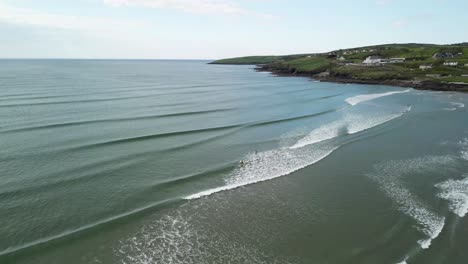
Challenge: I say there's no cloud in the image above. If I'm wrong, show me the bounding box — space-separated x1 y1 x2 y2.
0 3 145 32
102 0 277 18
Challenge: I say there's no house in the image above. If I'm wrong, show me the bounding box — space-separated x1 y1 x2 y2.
444 61 459 66
419 64 433 70
363 56 382 65
337 56 346 61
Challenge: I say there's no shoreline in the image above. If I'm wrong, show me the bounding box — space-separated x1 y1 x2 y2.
254 66 468 93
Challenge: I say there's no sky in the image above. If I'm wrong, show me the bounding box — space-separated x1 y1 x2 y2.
0 0 466 59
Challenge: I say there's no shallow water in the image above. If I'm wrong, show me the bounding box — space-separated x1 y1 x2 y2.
1 60 467 264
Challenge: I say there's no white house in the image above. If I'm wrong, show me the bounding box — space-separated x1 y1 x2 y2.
363 56 382 65
444 61 458 66
419 65 433 70
337 56 346 61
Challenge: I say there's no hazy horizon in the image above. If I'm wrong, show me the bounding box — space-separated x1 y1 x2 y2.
1 0 467 59
0 41 466 60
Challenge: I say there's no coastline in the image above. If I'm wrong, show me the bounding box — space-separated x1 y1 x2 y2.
254 66 468 93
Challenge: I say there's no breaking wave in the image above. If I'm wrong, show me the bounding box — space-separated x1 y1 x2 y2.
345 90 410 106
185 145 338 200
290 106 410 149
187 104 412 200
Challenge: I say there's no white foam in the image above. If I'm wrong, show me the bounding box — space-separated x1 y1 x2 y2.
290 106 410 149
117 213 198 264
290 121 344 149
185 145 338 200
396 257 408 264
345 90 410 106
436 176 468 217
117 208 297 263
450 102 465 108
462 151 468 161
460 138 468 161
368 156 454 249
346 111 405 134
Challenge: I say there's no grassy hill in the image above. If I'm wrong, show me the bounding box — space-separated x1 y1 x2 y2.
211 43 468 88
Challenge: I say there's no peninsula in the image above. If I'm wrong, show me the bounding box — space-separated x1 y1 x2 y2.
211 43 468 92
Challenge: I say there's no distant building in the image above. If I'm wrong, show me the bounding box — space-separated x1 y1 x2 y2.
337 56 346 61
433 52 454 59
444 61 459 66
363 56 382 64
419 65 433 70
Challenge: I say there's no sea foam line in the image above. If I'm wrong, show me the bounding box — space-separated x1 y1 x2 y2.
185 146 339 200
290 106 410 149
345 90 410 106
368 156 455 249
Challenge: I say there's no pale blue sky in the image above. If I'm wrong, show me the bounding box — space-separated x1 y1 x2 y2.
0 0 466 59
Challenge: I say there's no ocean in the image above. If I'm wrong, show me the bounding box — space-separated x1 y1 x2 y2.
0 59 467 264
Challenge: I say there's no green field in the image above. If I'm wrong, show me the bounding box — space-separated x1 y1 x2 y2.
211 43 468 85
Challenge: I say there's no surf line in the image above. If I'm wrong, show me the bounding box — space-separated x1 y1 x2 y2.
184 146 339 200
345 89 411 106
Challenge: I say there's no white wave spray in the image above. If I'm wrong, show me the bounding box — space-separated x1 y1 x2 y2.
185 145 338 200
345 90 410 106
290 105 410 149
436 175 468 218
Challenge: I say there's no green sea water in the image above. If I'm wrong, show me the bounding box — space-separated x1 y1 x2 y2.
1 60 467 264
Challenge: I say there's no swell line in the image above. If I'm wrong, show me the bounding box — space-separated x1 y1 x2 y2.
0 198 182 258
70 124 244 151
249 108 341 128
0 108 234 134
